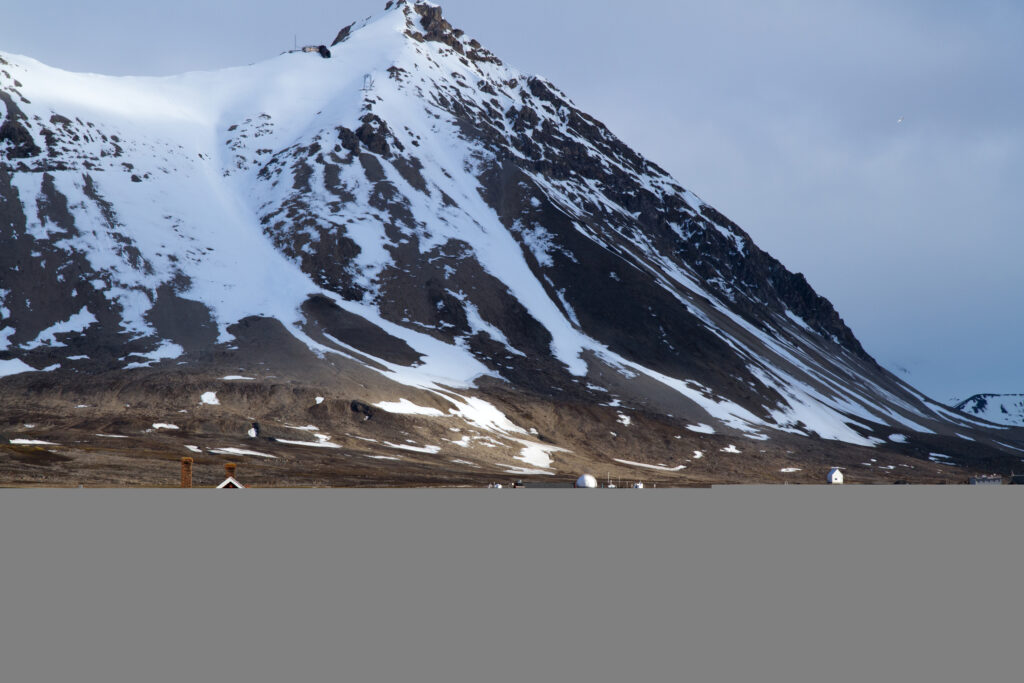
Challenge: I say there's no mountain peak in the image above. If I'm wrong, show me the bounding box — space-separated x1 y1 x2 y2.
332 1 501 65
5 1 1024 486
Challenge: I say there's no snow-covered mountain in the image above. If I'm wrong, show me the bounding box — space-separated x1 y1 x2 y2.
955 395 1024 427
2 1 1021 485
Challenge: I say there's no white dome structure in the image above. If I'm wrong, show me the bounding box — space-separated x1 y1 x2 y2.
575 473 598 488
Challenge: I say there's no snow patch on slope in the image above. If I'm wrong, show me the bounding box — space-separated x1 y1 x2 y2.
21 307 97 350
0 359 38 378
375 398 445 416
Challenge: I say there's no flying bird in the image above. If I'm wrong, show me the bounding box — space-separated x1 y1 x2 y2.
897 116 904 124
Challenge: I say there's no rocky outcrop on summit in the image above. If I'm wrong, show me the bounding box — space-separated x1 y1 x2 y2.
406 2 502 64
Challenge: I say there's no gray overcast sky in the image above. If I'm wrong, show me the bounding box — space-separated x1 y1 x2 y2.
3 0 1022 402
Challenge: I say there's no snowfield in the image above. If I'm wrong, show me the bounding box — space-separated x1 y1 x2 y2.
210 447 275 458
0 359 37 378
686 423 716 434
375 399 445 416
614 459 687 472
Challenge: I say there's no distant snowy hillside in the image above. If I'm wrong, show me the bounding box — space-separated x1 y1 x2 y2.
0 0 1018 467
954 394 1024 427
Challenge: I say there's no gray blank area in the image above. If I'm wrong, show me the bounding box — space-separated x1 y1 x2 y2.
1 487 1021 683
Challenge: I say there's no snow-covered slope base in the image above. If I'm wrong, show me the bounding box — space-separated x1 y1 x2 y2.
2 1 1023 483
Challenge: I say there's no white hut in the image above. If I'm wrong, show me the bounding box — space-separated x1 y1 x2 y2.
575 473 598 488
827 468 844 485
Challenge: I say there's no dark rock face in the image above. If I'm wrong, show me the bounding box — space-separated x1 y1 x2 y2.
301 294 422 366
406 2 502 64
145 284 219 356
1 91 41 159
0 169 158 370
415 4 462 50
353 114 394 157
332 23 355 46
350 400 374 419
0 118 40 159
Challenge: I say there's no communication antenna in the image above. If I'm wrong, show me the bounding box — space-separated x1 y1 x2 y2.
362 74 375 92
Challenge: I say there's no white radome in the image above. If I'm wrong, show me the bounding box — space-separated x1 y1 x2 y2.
575 474 598 488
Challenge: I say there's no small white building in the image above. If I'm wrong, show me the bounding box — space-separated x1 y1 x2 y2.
827 468 844 485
